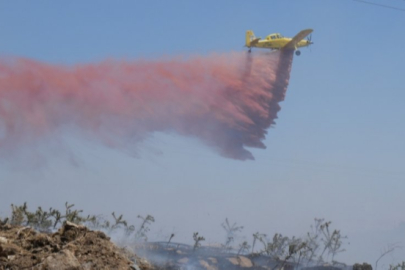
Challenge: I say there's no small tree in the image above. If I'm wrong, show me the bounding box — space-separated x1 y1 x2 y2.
238 241 251 255
134 215 155 242
193 232 205 251
251 232 267 254
375 244 402 270
389 262 405 270
221 218 243 252
167 233 175 245
317 221 347 263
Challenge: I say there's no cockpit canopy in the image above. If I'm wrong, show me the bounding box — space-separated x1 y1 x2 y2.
266 33 284 40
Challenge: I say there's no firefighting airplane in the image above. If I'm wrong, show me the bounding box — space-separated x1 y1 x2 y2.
245 29 313 56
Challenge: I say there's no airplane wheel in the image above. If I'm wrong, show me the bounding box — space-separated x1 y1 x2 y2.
295 50 301 56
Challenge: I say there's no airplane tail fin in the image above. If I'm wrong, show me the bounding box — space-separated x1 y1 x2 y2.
246 30 255 47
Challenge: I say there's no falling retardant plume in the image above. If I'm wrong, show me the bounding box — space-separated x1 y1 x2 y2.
0 50 294 160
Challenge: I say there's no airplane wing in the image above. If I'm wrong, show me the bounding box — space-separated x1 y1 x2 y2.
283 29 313 49
250 38 261 46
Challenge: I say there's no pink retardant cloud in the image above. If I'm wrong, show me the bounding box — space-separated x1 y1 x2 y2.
0 50 293 160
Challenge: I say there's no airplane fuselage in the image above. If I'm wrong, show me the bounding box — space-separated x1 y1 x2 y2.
245 29 313 56
253 33 311 50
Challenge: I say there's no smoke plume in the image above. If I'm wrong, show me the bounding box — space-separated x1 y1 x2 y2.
0 50 293 160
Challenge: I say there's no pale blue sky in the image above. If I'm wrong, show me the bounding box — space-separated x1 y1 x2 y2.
1 0 405 265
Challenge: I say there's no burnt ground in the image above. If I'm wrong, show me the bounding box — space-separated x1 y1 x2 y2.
134 242 356 270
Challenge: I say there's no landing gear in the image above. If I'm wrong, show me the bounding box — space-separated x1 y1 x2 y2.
295 50 301 56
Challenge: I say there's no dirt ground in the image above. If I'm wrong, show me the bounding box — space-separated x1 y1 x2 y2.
0 221 151 270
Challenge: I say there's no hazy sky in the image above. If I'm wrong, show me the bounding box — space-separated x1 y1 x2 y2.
1 0 405 266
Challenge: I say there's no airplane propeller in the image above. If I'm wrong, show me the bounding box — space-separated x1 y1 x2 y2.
308 34 313 44
307 34 313 52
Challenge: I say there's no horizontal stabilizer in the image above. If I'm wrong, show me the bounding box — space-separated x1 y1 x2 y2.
249 38 261 46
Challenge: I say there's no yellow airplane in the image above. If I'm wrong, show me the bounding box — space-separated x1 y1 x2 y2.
245 29 313 56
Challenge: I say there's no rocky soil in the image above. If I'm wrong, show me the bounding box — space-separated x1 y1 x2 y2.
0 221 150 270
